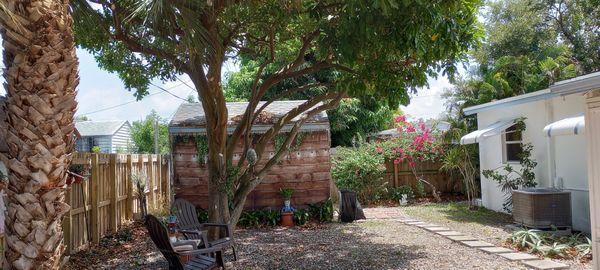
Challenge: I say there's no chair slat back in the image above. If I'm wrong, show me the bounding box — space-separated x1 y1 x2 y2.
174 198 202 230
145 215 184 269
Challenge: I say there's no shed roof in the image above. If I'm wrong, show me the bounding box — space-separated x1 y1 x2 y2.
75 120 129 137
0 96 7 153
170 100 328 127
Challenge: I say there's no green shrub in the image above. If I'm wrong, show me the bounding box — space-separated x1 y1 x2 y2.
91 146 102 153
389 185 414 202
332 146 386 204
293 209 310 225
308 198 334 223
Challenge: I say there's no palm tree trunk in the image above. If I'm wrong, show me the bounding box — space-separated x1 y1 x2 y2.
1 0 79 269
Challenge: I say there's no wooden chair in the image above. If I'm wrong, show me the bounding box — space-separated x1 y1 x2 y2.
145 215 221 270
173 199 237 261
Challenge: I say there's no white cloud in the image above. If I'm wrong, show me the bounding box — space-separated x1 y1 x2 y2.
400 75 452 121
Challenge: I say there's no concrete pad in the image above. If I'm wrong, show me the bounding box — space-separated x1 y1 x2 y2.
498 252 539 261
447 235 478 241
435 231 463 236
423 226 451 232
460 240 495 248
478 247 514 254
522 259 569 269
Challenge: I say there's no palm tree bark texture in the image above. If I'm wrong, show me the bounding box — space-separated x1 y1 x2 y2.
0 0 79 269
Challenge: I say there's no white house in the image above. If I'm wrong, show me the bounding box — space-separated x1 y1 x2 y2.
75 120 134 153
461 72 600 233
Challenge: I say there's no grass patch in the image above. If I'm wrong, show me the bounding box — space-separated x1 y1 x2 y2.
403 202 512 226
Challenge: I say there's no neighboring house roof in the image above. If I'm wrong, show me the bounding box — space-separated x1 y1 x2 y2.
0 96 7 153
75 120 129 137
463 71 600 116
169 101 329 134
372 120 451 139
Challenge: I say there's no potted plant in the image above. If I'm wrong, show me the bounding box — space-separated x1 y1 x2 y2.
280 188 295 227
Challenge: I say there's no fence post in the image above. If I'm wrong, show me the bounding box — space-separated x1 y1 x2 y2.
62 185 72 254
393 162 399 187
161 156 170 205
156 155 162 206
90 154 100 244
109 154 118 233
126 154 134 220
147 154 155 211
137 154 144 218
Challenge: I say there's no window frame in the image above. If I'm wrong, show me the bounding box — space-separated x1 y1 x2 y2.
501 125 523 164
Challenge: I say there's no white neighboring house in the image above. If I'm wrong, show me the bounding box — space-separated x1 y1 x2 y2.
461 72 600 233
75 120 134 153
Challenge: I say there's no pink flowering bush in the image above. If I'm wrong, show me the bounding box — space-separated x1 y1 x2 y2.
373 116 444 201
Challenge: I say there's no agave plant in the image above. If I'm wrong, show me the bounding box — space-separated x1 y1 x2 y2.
528 239 547 255
543 242 569 258
511 229 542 248
576 237 592 258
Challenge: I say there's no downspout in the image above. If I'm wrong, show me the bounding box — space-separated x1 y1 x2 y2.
545 99 557 188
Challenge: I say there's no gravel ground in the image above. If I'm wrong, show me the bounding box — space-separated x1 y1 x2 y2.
65 204 592 269
232 220 526 270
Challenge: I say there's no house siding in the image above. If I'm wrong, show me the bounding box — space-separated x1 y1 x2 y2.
477 94 590 232
111 123 134 153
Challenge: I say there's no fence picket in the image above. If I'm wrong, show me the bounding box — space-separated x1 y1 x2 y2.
64 153 170 254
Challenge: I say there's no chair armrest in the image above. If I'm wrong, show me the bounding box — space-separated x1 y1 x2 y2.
179 229 209 248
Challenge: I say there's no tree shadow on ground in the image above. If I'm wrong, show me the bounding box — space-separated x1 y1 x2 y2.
228 222 429 270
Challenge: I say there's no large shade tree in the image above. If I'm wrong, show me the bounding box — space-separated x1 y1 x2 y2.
0 0 79 269
73 0 481 226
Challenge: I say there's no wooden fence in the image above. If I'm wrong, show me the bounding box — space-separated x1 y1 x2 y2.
384 160 461 193
62 153 170 254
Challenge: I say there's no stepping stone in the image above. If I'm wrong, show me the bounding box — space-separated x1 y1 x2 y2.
479 247 514 254
447 235 478 241
498 252 539 261
406 221 426 225
460 240 494 248
424 226 451 232
397 218 418 223
522 259 569 269
415 223 438 227
436 231 463 236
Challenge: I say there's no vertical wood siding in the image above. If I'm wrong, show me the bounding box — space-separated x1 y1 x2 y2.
172 131 332 209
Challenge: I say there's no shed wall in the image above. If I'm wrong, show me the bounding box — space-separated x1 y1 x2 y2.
172 131 332 209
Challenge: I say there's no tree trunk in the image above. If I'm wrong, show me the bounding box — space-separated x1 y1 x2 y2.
1 0 79 269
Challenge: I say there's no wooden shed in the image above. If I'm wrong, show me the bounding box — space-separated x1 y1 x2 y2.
169 101 332 210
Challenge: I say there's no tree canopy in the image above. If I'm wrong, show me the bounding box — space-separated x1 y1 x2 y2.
73 0 482 225
130 111 170 154
443 0 593 119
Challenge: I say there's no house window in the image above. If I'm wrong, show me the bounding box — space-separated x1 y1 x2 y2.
502 125 523 163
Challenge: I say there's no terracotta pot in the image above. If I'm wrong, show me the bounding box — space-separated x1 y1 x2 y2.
281 212 294 227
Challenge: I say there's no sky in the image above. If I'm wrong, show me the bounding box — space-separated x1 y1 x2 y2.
0 47 452 123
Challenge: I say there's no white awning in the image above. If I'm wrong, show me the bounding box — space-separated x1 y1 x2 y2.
543 115 585 137
460 118 519 145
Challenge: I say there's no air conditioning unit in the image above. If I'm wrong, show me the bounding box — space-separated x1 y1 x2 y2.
512 188 572 229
